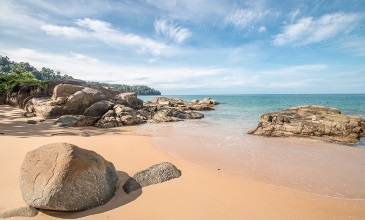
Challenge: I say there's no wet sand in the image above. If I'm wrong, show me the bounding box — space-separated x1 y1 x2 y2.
1 105 365 219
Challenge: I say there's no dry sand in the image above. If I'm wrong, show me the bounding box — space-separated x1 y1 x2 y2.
1 105 365 219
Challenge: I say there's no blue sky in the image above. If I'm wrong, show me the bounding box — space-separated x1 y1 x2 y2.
0 0 364 94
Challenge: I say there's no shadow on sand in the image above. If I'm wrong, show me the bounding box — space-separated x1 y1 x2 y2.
40 171 142 219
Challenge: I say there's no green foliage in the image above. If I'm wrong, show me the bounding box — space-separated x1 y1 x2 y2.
0 55 73 81
88 82 161 95
1 55 161 95
0 70 46 95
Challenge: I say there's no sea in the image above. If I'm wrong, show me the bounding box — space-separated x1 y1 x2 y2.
123 94 365 199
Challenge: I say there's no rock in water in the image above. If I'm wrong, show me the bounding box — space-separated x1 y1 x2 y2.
123 162 181 194
248 105 365 144
0 206 38 218
19 143 118 211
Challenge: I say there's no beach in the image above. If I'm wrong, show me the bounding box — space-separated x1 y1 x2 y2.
1 105 365 219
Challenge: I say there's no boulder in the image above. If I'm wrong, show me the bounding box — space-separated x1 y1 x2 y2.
7 83 41 108
20 143 118 211
199 97 220 105
123 162 181 194
45 80 87 95
152 110 179 122
115 92 143 108
84 100 113 118
248 105 365 144
51 84 84 100
0 206 38 218
54 115 98 127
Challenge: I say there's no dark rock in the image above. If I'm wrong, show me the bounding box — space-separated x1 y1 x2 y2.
84 100 113 118
7 83 41 108
248 105 365 144
123 162 181 194
20 143 118 211
54 115 98 127
0 206 38 218
26 120 37 124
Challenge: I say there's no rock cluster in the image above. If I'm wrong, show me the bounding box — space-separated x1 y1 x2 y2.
123 162 181 194
248 105 365 144
19 143 118 211
22 84 219 127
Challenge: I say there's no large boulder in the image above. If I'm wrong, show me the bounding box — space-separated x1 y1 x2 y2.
248 105 365 144
152 109 179 122
54 115 98 127
115 92 143 108
84 100 113 117
45 80 87 95
51 84 84 100
20 143 118 211
123 162 181 194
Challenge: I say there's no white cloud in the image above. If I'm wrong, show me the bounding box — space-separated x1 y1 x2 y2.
0 1 44 30
274 13 361 46
339 37 365 57
41 25 87 38
41 18 170 56
225 8 271 31
2 48 228 89
258 26 267 33
290 8 300 23
154 19 192 44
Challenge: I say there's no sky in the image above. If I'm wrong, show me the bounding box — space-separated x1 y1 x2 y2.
0 0 364 95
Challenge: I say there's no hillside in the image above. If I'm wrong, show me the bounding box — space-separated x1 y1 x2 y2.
0 56 161 95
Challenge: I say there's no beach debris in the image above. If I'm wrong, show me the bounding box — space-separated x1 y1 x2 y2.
0 206 38 218
19 143 118 211
248 105 365 144
123 162 181 194
26 120 37 124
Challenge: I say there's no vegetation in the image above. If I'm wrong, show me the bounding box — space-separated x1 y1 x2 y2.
0 55 161 95
0 70 46 95
0 56 73 81
88 82 161 95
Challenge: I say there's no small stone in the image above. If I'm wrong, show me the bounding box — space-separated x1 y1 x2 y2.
26 120 37 124
123 162 181 194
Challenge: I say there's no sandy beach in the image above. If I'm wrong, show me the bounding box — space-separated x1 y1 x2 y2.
1 105 365 219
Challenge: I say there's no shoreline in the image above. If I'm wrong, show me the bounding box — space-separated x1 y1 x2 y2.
1 105 365 219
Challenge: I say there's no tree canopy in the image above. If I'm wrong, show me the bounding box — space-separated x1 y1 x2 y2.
0 55 161 95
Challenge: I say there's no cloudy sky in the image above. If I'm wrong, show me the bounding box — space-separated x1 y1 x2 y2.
1 0 364 94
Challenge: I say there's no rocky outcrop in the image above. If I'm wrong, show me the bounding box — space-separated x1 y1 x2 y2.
7 83 41 108
23 85 218 127
20 143 118 211
248 105 365 144
94 104 144 128
0 206 38 218
45 79 87 95
54 115 99 127
123 162 181 194
115 92 143 108
83 100 113 117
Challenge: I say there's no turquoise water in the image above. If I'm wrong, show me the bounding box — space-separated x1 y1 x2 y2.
140 94 365 133
133 94 365 198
